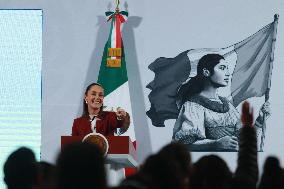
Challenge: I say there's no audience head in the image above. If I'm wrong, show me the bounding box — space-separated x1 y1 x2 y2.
118 173 152 189
258 156 284 189
3 147 38 189
37 161 56 189
263 156 281 173
158 142 191 174
158 142 191 188
191 155 232 189
139 153 184 189
119 143 191 189
56 142 107 189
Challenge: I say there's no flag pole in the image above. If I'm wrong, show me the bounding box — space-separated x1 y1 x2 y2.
115 0 120 12
260 14 279 151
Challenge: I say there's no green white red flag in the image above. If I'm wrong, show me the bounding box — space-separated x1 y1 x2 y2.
97 10 136 142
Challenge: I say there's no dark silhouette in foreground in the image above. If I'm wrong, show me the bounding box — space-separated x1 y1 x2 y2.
3 147 38 189
56 142 107 189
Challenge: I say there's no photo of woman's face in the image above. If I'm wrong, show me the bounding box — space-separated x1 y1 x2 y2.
210 59 230 87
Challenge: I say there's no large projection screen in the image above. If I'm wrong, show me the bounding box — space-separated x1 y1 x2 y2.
0 9 42 188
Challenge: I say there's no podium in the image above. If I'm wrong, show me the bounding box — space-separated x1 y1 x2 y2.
61 136 138 186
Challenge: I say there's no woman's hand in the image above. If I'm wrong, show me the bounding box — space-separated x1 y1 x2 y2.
216 136 238 151
115 107 127 120
115 107 130 135
259 101 271 120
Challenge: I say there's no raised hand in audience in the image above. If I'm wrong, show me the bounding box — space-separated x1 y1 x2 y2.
241 101 253 127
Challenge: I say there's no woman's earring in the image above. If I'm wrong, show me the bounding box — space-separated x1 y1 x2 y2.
203 69 210 77
85 101 88 104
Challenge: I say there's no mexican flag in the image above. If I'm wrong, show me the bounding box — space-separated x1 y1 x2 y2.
97 10 136 142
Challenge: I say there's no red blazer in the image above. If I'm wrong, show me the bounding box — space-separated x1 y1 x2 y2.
72 111 124 137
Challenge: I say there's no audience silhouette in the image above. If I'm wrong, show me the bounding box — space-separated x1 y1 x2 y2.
258 156 284 189
3 101 282 189
191 155 232 189
3 147 38 189
55 142 107 189
37 161 56 189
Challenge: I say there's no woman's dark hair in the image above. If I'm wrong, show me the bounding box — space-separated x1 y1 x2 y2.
82 83 104 116
176 54 225 106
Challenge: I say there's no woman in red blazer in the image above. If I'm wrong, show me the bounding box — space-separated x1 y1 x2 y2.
72 83 130 137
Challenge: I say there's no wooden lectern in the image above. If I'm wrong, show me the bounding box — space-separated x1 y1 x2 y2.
61 136 138 186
